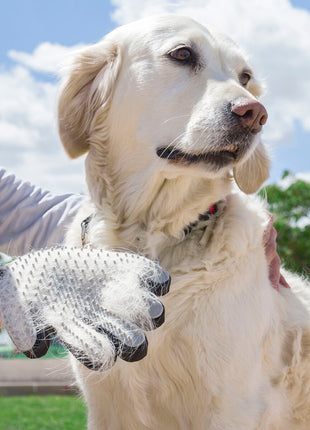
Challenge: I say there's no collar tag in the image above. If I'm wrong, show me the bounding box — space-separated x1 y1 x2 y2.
183 201 223 237
208 204 216 214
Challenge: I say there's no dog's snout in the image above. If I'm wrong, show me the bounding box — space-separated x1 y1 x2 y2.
231 99 268 134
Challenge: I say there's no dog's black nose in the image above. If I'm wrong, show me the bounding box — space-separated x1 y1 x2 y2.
231 98 268 134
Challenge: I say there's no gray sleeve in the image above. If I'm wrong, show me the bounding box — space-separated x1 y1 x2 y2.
0 168 85 256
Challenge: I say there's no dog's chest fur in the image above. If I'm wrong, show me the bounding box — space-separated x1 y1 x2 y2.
72 194 297 430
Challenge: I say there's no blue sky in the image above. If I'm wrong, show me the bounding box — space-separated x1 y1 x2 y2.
0 1 115 63
0 0 309 192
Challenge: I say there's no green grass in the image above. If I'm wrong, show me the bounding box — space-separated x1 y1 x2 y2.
0 343 68 359
0 395 87 430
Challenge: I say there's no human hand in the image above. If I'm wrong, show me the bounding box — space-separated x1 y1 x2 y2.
263 213 290 291
0 247 170 370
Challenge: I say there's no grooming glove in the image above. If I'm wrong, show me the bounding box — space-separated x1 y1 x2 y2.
0 247 170 370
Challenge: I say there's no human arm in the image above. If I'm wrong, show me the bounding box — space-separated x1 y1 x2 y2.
0 168 84 255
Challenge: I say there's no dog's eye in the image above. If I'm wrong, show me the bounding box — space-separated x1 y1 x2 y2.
239 71 252 87
169 47 194 63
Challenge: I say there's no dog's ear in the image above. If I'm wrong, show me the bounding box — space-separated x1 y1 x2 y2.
58 42 121 158
233 142 270 194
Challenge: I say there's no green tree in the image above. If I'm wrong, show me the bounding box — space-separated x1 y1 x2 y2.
260 171 310 279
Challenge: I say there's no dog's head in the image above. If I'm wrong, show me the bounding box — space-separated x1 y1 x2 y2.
58 15 269 204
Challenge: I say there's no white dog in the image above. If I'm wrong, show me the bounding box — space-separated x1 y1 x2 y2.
59 15 310 430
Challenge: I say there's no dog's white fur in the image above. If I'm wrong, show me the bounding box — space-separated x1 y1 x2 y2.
59 15 310 429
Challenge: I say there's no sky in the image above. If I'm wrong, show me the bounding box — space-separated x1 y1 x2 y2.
0 0 310 194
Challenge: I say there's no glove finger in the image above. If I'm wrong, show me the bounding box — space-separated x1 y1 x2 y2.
98 325 148 363
23 326 54 359
145 296 165 329
54 314 117 371
83 311 148 363
141 264 171 296
61 341 113 371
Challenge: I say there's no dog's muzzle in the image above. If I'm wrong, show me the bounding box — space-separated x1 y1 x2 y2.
157 97 267 170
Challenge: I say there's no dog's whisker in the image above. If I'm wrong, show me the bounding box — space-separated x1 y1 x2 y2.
161 114 191 126
164 132 187 154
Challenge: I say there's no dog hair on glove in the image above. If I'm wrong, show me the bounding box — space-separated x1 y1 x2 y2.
0 246 170 370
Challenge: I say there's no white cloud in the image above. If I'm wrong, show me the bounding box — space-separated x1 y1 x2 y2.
0 46 86 195
111 0 310 146
297 172 310 183
8 42 87 75
0 66 56 133
277 173 296 190
278 171 310 190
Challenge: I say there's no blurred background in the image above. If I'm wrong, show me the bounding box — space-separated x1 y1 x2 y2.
0 1 309 428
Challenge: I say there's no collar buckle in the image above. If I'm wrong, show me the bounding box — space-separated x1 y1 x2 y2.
81 214 94 246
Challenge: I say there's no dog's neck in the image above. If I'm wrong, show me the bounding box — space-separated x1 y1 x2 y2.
86 157 232 257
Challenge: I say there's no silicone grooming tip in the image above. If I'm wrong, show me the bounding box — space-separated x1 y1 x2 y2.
94 312 148 362
23 326 55 359
145 267 171 296
147 297 165 329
